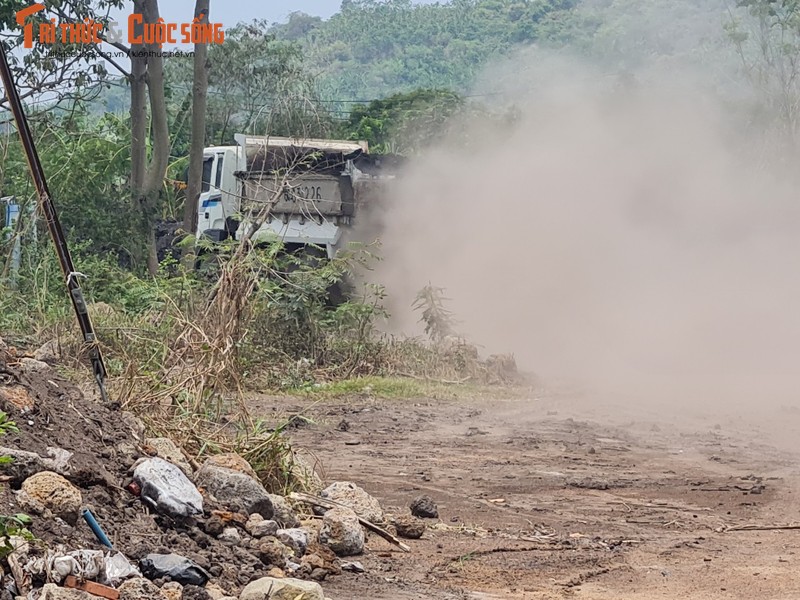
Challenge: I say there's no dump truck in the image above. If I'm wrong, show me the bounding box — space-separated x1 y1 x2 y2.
195 134 399 258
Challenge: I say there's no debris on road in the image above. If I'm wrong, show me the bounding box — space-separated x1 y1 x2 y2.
140 554 211 586
410 495 439 519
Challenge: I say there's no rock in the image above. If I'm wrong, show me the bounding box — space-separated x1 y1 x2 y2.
310 568 327 581
18 358 51 375
287 450 323 493
393 514 426 539
410 495 439 518
319 481 384 523
276 529 308 557
239 577 324 600
180 586 210 600
218 527 241 544
246 515 279 538
267 494 300 528
301 553 324 571
202 514 225 537
485 353 519 382
118 578 168 600
319 507 364 556
121 412 146 441
257 538 291 567
0 447 68 484
203 454 258 479
160 582 183 600
265 567 285 579
34 339 60 364
45 447 73 473
17 471 81 523
144 438 192 476
341 561 365 573
134 458 203 519
0 385 35 412
195 464 273 518
40 584 102 600
201 584 227 600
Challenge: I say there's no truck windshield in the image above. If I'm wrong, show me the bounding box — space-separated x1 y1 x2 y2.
202 156 213 193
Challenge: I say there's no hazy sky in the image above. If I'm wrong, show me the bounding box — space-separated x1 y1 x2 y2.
156 0 345 26
132 0 438 28
102 0 440 48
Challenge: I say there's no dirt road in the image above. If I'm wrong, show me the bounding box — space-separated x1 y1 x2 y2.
250 387 800 599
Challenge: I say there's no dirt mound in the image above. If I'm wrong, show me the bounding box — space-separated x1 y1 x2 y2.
0 355 279 593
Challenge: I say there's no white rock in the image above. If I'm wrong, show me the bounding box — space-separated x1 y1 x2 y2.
319 507 364 556
246 514 278 538
133 458 203 518
144 438 193 476
219 527 242 544
276 528 308 556
319 481 384 523
194 463 273 517
239 577 324 600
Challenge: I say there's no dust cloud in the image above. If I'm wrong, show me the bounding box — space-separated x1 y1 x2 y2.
375 52 800 410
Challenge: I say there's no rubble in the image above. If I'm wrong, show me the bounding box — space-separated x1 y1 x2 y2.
256 538 291 567
143 438 193 477
194 463 273 518
410 495 439 518
392 514 426 539
133 458 203 519
275 529 308 557
159 581 182 600
239 577 325 600
117 578 168 600
17 471 82 524
319 507 364 556
41 583 106 600
318 482 384 523
245 515 278 538
0 446 69 484
0 349 402 600
218 528 242 545
202 454 258 479
265 495 299 529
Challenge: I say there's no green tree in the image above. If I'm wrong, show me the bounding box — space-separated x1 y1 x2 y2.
344 89 465 154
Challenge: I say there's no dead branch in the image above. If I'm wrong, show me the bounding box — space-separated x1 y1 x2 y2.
725 523 800 532
607 500 711 513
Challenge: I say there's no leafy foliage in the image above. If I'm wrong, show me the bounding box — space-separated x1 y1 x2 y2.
166 20 334 147
0 407 28 560
344 89 465 153
413 284 459 342
0 109 139 262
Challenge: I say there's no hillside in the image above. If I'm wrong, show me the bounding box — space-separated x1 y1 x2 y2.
268 0 736 102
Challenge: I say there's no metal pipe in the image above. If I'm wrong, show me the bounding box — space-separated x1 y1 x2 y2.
81 508 113 549
0 41 108 402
